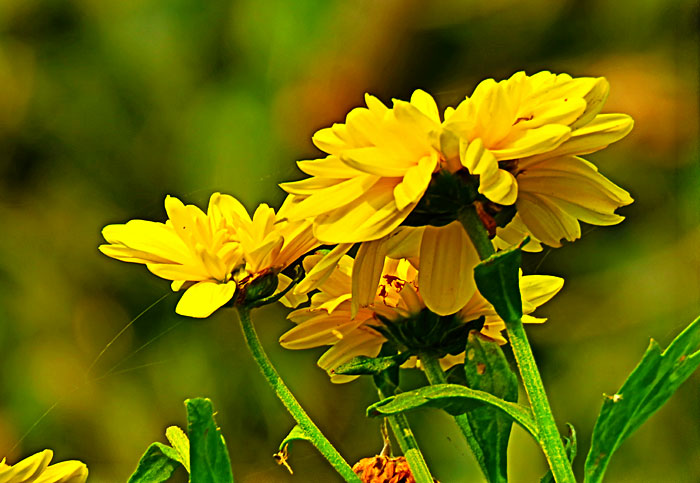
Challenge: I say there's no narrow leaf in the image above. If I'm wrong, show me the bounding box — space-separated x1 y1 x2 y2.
127 443 182 483
473 245 523 323
367 383 539 441
333 353 411 376
187 398 235 483
584 317 700 483
463 332 519 482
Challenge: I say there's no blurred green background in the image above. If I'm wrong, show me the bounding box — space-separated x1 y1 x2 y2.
0 0 698 481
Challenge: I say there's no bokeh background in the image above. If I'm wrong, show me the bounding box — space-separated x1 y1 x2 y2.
1 0 698 481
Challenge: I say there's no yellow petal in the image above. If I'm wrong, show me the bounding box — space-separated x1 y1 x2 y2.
520 275 564 311
318 328 385 383
175 281 236 318
351 237 389 318
393 153 437 210
571 77 609 129
409 89 441 122
419 221 480 316
279 312 369 350
0 450 53 483
517 193 581 247
340 146 414 177
386 226 424 259
491 124 570 160
493 214 543 252
100 220 190 264
296 156 363 178
313 179 413 243
286 175 380 221
35 461 88 483
294 244 353 294
276 274 308 308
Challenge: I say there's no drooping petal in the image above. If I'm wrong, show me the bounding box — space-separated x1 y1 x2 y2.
175 281 236 318
0 451 53 483
35 460 89 483
318 327 385 383
491 123 571 160
419 221 480 315
279 312 371 350
393 152 438 210
517 193 581 247
294 244 353 295
351 237 389 318
285 174 381 221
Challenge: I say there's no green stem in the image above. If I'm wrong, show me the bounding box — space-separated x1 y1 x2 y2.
236 307 361 482
419 354 489 479
458 206 577 483
376 387 434 483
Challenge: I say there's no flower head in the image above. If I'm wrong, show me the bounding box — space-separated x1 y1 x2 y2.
445 71 634 247
100 193 317 317
0 450 88 483
280 253 562 382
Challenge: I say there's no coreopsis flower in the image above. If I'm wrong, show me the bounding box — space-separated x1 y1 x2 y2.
279 253 562 382
445 71 634 247
279 93 485 315
100 193 317 317
0 449 88 483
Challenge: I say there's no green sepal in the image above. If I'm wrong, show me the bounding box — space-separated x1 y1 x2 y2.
127 443 183 483
584 317 700 483
540 423 577 483
367 383 539 441
463 332 519 483
473 244 524 324
240 271 280 306
333 352 411 377
402 170 479 227
186 398 235 483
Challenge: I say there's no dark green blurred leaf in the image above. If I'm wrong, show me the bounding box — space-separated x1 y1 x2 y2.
186 398 235 483
584 317 700 483
367 383 539 441
333 353 411 377
540 423 577 483
127 442 182 483
474 245 523 324
463 332 519 482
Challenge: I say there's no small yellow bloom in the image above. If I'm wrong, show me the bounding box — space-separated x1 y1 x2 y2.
100 193 317 317
0 450 88 483
280 253 562 382
445 71 634 247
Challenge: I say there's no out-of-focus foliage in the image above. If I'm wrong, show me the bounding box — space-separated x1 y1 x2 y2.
0 0 697 482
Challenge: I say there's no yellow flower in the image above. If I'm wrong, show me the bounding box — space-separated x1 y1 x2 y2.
445 71 634 247
281 90 447 244
100 193 317 317
280 253 562 382
0 450 88 483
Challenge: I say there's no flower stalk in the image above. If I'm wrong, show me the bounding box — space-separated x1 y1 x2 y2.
458 205 577 483
419 354 489 479
236 306 361 482
376 386 435 483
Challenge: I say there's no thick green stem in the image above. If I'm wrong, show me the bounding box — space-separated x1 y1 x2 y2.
377 387 434 483
458 205 577 483
419 354 489 479
236 307 361 482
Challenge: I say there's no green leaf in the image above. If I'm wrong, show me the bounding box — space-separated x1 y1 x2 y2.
278 425 312 452
540 423 577 483
186 398 235 483
333 353 411 377
127 442 182 483
166 426 191 473
473 244 523 324
367 383 539 441
584 317 700 483
462 332 519 482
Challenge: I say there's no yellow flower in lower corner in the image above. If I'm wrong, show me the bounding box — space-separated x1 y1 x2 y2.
280 253 563 382
100 193 318 318
0 450 88 483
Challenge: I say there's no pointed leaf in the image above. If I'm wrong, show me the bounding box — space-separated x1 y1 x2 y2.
367 383 539 441
473 245 523 324
584 317 700 483
165 426 191 473
463 332 519 482
278 425 312 452
187 398 235 483
127 443 182 483
333 353 411 377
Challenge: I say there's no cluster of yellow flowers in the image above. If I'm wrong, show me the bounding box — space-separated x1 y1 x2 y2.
100 71 633 381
